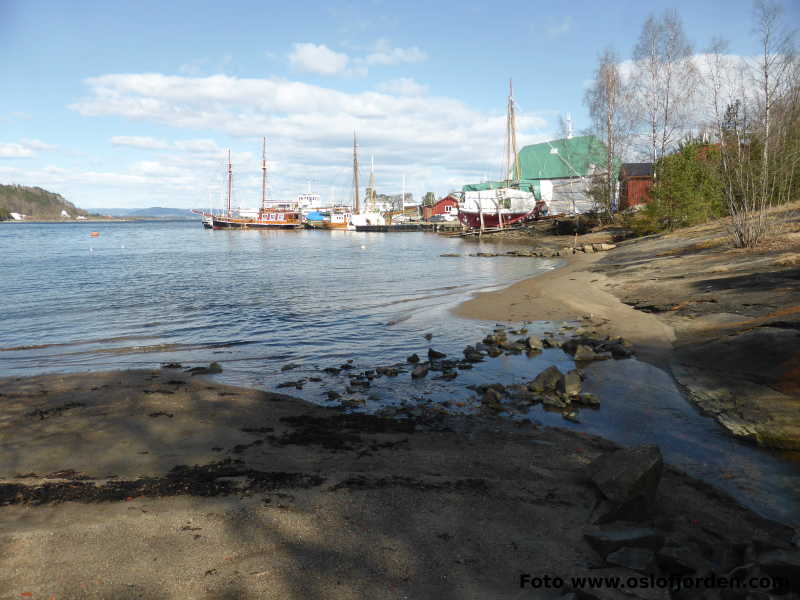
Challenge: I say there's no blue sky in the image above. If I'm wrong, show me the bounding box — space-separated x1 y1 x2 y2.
1 0 796 209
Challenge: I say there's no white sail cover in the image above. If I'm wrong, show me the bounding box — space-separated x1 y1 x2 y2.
460 188 536 213
349 211 385 226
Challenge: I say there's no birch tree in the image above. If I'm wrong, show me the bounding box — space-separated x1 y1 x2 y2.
703 0 798 247
584 48 634 215
632 10 698 162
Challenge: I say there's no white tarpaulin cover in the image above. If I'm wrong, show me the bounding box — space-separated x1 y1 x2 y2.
461 188 536 213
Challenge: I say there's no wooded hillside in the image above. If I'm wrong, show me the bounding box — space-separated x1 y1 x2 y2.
0 184 89 219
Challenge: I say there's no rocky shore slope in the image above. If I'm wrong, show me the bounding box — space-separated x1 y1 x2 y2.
456 206 800 451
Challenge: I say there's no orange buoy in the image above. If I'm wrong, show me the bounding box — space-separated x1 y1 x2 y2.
89 231 99 237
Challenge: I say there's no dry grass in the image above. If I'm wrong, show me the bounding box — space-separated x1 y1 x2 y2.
655 236 728 257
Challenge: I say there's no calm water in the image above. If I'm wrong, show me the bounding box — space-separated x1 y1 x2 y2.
1 220 797 525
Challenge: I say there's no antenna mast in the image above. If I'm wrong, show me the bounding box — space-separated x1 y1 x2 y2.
353 132 360 213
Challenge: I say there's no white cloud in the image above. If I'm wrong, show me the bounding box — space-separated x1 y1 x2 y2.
377 77 427 96
111 136 171 150
110 136 221 153
288 43 349 76
0 143 35 158
65 72 552 206
546 16 572 39
0 138 56 158
362 39 427 66
20 138 56 151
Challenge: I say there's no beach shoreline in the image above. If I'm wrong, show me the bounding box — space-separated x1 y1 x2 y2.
1 367 797 598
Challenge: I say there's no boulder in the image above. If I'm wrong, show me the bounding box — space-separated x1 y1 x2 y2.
574 345 611 361
428 348 447 360
588 445 664 524
529 365 564 393
407 353 420 364
559 369 582 396
526 336 543 350
411 364 429 379
583 244 595 253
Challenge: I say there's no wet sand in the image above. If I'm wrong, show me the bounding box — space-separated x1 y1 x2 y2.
1 368 797 599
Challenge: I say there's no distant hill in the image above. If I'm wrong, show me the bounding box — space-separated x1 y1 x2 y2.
94 207 198 218
0 184 89 220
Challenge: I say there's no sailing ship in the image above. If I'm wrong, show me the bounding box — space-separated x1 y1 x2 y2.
194 139 302 230
350 142 386 229
457 80 537 230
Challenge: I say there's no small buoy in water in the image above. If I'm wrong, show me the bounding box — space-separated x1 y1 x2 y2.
89 231 99 237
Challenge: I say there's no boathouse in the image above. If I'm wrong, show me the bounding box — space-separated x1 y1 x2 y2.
462 135 614 215
618 163 654 210
422 195 459 220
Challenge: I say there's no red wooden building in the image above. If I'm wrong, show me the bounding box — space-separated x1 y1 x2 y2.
422 195 459 220
618 163 654 210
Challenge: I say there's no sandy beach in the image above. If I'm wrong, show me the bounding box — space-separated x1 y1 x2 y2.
2 367 797 599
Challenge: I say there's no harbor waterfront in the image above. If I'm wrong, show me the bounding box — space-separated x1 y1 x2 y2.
1 219 798 527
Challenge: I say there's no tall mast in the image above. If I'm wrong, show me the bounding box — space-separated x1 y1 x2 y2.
226 149 232 216
506 78 520 182
261 137 267 212
367 154 376 211
352 132 360 214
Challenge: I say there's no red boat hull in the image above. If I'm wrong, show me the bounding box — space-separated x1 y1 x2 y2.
457 210 534 229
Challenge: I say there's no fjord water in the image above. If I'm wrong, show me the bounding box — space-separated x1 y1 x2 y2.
1 220 797 524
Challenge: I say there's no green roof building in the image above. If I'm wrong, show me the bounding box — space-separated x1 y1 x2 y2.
461 135 617 214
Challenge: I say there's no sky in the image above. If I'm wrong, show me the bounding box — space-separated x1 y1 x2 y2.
0 0 797 210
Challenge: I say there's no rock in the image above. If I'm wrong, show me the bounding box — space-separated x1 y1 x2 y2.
595 243 617 251
280 363 300 371
324 390 341 401
584 526 665 557
407 353 420 364
529 365 564 393
411 365 429 379
606 547 655 573
526 336 543 350
428 348 447 360
560 247 573 256
188 362 223 375
543 337 560 348
481 388 504 411
563 411 580 423
463 346 484 362
439 370 458 381
657 545 707 576
574 345 611 361
376 366 399 377
587 445 664 524
583 244 595 253
424 333 433 340
574 393 600 407
487 347 503 358
542 393 569 409
439 253 460 257
161 362 182 369
757 549 800 592
559 369 582 396
483 335 498 345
